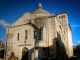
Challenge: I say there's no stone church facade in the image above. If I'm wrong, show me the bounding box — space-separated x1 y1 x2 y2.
5 3 73 60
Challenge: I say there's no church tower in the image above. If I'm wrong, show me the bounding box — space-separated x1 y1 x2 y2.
57 12 68 31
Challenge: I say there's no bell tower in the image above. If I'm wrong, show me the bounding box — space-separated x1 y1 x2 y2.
57 12 68 31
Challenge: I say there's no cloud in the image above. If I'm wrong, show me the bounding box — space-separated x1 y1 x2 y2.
77 41 80 44
72 24 80 27
73 43 75 45
72 43 77 48
0 20 10 28
72 43 75 46
0 37 3 40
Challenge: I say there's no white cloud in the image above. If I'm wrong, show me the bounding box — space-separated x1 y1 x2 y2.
0 20 10 28
72 43 76 46
72 43 77 48
73 43 75 45
72 24 80 27
77 41 80 44
0 37 3 40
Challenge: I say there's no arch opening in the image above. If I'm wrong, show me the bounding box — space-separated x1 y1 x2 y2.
22 47 29 60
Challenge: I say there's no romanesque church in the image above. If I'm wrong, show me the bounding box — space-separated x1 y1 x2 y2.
6 3 73 60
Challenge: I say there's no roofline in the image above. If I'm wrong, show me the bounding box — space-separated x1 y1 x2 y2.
56 12 68 16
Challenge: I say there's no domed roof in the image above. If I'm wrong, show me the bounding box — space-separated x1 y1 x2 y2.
32 3 50 14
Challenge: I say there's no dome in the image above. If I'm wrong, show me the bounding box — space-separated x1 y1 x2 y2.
31 3 50 14
32 9 50 14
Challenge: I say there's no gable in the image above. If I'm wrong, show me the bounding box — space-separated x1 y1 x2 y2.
9 12 35 27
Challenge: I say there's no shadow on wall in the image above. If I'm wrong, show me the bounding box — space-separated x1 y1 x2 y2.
56 32 68 60
21 32 69 60
21 22 69 60
48 32 69 60
28 21 42 46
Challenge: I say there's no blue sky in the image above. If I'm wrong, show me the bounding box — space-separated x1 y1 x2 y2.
0 0 80 46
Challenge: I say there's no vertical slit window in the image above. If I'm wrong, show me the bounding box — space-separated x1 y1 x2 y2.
18 33 19 40
25 30 27 40
59 16 60 19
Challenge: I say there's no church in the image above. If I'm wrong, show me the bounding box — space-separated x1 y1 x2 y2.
5 3 73 60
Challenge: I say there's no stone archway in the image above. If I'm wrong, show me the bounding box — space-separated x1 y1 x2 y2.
22 47 29 60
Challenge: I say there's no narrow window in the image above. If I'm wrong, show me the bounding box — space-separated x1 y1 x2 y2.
62 15 63 18
59 16 60 19
25 30 27 40
62 15 65 18
17 33 19 40
63 15 65 18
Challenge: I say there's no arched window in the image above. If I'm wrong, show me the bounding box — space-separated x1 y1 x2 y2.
22 47 28 52
22 47 29 60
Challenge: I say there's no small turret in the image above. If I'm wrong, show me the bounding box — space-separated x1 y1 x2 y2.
37 3 42 9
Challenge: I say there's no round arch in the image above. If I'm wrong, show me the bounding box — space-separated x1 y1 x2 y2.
22 47 29 60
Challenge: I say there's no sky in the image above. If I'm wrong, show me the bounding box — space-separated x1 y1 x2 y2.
0 0 80 46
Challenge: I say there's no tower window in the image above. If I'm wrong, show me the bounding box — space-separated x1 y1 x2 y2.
17 33 19 40
59 15 65 19
25 30 28 40
59 16 61 19
62 15 65 18
63 15 65 18
62 16 63 18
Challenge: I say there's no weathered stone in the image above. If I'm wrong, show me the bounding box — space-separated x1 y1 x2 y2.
5 3 73 60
